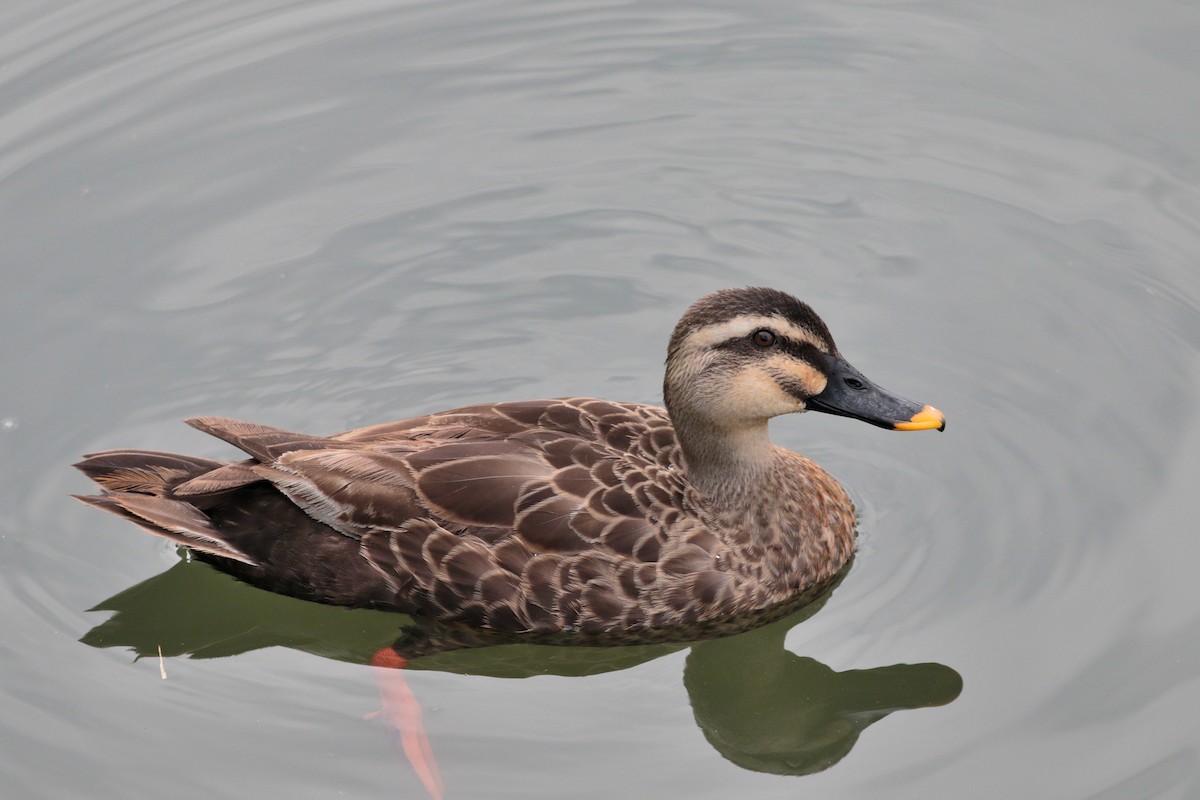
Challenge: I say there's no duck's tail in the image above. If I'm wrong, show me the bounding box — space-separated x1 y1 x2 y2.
73 450 259 565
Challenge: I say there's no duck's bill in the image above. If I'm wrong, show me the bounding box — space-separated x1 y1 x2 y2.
807 356 945 432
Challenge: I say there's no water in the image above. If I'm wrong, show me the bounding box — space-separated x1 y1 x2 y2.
4 0 1200 797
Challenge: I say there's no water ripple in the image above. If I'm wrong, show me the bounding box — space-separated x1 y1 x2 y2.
4 1 1200 798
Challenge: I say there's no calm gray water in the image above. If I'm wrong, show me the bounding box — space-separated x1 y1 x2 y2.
4 1 1200 798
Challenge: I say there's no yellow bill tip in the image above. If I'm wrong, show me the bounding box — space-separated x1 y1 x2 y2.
894 405 946 432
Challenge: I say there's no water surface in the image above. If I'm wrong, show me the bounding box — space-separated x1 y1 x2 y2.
3 1 1200 798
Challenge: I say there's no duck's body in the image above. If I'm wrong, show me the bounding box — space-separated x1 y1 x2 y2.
76 288 943 638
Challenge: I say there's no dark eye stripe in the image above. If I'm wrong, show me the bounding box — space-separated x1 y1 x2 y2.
779 338 827 368
712 334 827 370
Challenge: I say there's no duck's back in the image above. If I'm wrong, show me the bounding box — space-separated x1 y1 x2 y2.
79 398 803 636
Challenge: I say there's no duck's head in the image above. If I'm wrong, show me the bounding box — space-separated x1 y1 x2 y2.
663 287 945 434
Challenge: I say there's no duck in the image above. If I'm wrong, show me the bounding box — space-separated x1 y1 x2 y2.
75 287 944 640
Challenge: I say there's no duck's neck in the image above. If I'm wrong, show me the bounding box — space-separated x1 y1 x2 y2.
670 411 778 504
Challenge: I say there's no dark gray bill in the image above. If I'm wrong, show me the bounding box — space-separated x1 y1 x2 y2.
807 356 945 432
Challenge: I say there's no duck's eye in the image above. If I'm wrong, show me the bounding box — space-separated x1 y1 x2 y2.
751 329 777 348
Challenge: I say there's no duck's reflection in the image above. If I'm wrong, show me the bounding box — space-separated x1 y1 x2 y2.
83 560 960 782
684 621 961 775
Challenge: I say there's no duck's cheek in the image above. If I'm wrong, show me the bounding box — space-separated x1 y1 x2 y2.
777 360 828 398
715 373 804 419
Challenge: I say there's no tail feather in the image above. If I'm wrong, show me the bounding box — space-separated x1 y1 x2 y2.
186 417 341 463
72 493 258 565
173 462 262 497
74 450 224 495
74 449 259 566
